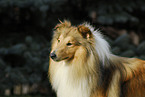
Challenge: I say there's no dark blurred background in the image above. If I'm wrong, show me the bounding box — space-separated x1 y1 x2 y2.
0 0 145 97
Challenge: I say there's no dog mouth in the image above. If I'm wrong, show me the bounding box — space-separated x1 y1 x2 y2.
63 57 69 60
52 57 69 62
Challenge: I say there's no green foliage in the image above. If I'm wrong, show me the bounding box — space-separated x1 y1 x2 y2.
87 0 145 24
0 36 50 93
0 95 45 97
0 0 145 28
0 0 68 28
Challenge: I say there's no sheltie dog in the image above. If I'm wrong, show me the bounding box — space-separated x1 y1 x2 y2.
49 20 145 97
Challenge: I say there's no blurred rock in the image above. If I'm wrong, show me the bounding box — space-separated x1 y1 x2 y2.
23 51 33 59
0 58 6 69
4 89 11 96
3 54 26 67
139 55 145 60
29 83 39 93
29 74 41 83
4 66 11 73
120 50 135 57
128 45 136 51
14 85 21 95
31 57 41 65
89 11 97 23
104 37 113 46
43 62 49 72
23 51 33 64
129 31 139 46
111 46 121 55
0 35 53 95
136 41 145 55
117 29 127 36
41 48 49 58
30 43 41 51
8 44 27 55
22 84 30 95
114 33 130 50
25 36 33 45
102 27 118 38
0 48 8 55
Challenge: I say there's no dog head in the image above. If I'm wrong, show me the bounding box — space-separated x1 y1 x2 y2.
50 20 93 62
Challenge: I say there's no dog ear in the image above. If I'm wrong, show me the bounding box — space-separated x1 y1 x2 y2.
54 20 71 29
78 25 92 39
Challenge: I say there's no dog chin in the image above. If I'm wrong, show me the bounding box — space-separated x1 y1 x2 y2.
52 57 69 62
51 58 61 62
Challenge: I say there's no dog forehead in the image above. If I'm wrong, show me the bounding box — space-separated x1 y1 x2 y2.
59 27 79 37
59 35 75 42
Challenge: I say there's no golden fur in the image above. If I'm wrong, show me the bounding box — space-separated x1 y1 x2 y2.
49 20 145 97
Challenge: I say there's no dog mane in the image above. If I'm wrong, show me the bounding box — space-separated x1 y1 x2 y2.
84 23 111 66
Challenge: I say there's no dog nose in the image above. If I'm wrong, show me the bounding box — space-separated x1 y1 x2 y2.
50 52 57 59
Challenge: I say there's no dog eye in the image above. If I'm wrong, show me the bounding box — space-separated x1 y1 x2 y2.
66 43 72 46
58 39 60 43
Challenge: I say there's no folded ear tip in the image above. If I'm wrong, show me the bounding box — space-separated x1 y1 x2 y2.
77 25 92 39
78 25 89 32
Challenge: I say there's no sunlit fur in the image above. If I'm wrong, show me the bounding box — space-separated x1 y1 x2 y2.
49 20 145 97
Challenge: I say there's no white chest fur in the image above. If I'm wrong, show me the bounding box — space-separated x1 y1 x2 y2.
51 62 91 97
